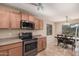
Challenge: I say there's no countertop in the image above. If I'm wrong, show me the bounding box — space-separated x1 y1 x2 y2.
0 35 46 46
33 35 46 39
0 38 22 46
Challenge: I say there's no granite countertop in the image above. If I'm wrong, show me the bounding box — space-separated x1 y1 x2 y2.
33 35 46 39
0 38 22 46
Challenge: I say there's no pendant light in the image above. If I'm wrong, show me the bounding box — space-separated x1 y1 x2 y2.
30 3 43 11
64 16 70 25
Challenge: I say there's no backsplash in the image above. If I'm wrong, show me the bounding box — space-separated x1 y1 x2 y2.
0 29 19 39
0 29 44 39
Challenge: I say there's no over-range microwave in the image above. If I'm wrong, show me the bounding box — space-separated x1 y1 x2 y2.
20 20 35 30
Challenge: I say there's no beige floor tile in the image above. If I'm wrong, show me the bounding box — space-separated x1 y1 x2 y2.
37 42 75 56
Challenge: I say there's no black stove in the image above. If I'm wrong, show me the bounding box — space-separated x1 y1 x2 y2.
19 32 38 56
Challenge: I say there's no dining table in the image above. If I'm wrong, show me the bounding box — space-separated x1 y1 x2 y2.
55 36 76 50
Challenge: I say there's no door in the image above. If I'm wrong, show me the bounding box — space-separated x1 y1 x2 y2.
38 38 43 52
39 20 43 29
0 6 10 28
9 46 22 56
0 50 8 56
34 18 40 30
29 15 35 23
42 37 46 49
21 12 29 21
10 10 21 28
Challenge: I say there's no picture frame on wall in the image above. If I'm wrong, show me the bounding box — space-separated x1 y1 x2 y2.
47 24 52 35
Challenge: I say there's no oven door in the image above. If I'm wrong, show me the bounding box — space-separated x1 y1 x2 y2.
23 40 37 56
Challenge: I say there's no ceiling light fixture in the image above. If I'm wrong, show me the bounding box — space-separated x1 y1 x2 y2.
30 3 43 11
64 16 70 25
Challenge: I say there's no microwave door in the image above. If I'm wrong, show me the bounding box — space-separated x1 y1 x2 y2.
21 22 29 29
20 21 35 30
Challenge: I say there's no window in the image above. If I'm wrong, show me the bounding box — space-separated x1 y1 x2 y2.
62 24 79 37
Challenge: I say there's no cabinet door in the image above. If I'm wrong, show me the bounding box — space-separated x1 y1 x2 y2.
0 50 8 56
34 18 40 30
9 46 22 56
29 15 35 23
42 37 46 49
0 6 10 28
10 11 21 28
38 39 43 52
21 12 29 21
39 20 43 29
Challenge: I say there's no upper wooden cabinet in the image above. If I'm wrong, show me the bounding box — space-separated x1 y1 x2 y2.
29 15 43 30
0 6 10 28
0 5 43 29
29 15 35 22
39 20 43 29
34 18 43 30
10 9 21 28
21 12 29 21
34 18 40 30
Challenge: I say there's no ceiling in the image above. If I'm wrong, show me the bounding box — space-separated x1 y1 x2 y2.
3 3 79 22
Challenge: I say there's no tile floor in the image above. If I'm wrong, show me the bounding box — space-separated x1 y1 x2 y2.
37 41 75 56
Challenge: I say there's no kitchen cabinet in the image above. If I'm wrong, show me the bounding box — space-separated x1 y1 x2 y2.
29 15 42 30
0 50 8 56
0 5 43 29
42 37 46 49
29 15 35 23
34 18 43 30
38 37 46 52
34 18 40 30
10 10 21 28
0 6 10 28
38 38 43 52
8 46 22 56
0 42 22 56
21 12 29 21
39 20 43 29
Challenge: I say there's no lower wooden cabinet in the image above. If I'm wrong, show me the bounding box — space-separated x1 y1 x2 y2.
8 46 22 56
0 50 8 56
38 38 43 51
38 37 46 52
0 42 22 56
42 37 46 49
